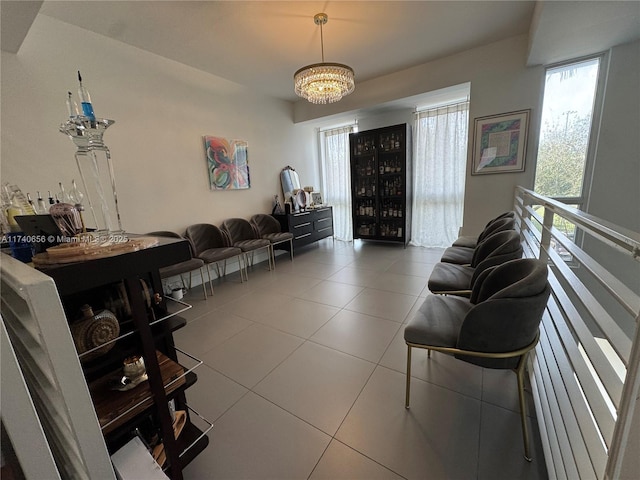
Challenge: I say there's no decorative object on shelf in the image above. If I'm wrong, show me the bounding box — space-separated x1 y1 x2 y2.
203 136 250 190
272 194 285 215
49 202 83 236
280 166 300 203
152 410 187 468
295 189 307 211
31 236 159 266
110 354 149 392
311 192 324 207
294 13 355 104
60 115 123 235
70 304 120 361
472 109 530 175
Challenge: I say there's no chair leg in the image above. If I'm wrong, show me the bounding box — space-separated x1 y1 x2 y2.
405 344 412 409
516 354 532 462
205 264 214 293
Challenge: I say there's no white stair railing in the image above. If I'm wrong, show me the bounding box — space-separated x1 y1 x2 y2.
515 186 640 479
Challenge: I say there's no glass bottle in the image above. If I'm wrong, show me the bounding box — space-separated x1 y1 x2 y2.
77 71 96 122
36 191 47 214
66 91 81 119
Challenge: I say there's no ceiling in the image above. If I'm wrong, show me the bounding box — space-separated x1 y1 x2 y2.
2 1 639 104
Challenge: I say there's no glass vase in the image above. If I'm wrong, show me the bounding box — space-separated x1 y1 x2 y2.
60 118 123 237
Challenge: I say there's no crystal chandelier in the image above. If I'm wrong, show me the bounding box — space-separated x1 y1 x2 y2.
294 13 355 104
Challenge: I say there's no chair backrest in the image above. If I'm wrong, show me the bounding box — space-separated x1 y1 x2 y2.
457 258 551 369
147 230 197 258
483 211 515 230
221 218 257 243
250 214 282 236
471 229 521 267
184 223 228 255
476 216 515 243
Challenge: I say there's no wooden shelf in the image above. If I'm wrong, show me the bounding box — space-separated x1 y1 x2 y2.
89 351 186 435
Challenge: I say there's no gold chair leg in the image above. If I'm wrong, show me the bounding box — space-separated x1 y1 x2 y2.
405 344 412 408
516 354 532 462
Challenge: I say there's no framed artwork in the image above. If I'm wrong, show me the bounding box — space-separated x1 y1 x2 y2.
472 109 530 175
203 136 250 190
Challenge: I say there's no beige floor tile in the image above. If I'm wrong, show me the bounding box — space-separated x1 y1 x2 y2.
482 367 537 417
173 309 253 357
344 287 417 322
201 323 303 388
254 342 375 435
326 266 372 287
310 310 401 363
262 275 322 296
180 364 248 422
284 259 347 280
348 255 398 272
385 258 437 278
298 280 365 308
217 290 294 322
300 250 356 266
365 271 427 296
379 328 484 400
183 392 330 480
256 298 340 338
310 440 404 480
336 366 481 480
477 402 548 479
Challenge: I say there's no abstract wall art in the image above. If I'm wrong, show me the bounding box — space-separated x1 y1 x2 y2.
203 136 250 190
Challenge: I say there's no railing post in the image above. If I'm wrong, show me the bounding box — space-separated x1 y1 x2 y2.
539 204 554 262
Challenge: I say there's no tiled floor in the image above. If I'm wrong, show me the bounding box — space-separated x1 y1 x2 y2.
174 239 548 480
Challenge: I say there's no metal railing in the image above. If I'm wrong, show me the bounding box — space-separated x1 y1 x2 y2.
514 186 640 479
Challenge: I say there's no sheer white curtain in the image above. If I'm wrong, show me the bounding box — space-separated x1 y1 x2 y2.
411 101 469 247
320 125 354 241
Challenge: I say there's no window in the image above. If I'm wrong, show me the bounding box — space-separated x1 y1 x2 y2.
319 124 356 241
411 101 469 247
534 57 602 205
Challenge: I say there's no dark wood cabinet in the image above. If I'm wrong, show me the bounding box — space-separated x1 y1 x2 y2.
349 124 411 245
39 237 210 479
273 206 334 250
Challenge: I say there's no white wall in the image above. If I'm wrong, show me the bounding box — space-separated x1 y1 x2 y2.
296 35 545 236
1 14 318 234
587 40 640 233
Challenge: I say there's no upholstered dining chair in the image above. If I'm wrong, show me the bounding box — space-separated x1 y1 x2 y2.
221 218 272 276
405 258 551 461
452 211 516 249
146 231 210 299
184 223 246 286
250 214 294 267
440 216 516 265
428 229 523 297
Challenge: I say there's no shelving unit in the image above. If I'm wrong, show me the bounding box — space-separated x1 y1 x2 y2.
349 124 411 245
1 237 211 479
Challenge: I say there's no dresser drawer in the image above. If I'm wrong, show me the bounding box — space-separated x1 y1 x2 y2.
291 219 314 241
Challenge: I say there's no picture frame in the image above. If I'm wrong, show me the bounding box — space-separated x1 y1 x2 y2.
471 109 530 175
311 192 323 207
203 136 250 190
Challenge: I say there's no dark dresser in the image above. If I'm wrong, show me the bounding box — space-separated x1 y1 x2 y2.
273 206 334 251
